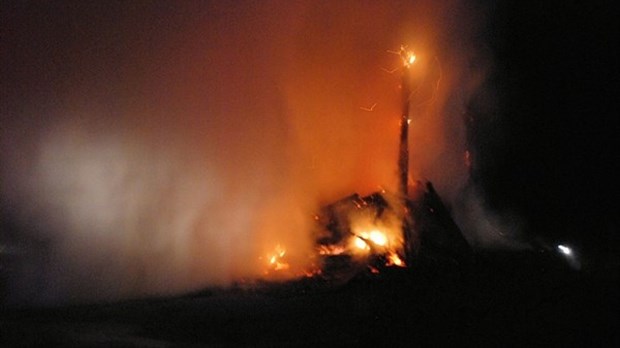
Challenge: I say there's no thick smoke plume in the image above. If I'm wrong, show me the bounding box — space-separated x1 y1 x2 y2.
1 1 499 305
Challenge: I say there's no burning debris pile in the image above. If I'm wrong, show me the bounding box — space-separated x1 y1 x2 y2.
258 182 472 286
259 45 472 284
312 181 472 279
314 190 407 277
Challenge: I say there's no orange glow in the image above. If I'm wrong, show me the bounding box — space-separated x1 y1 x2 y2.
400 45 417 67
368 229 387 246
274 262 290 271
407 53 417 65
353 236 370 251
1 0 489 303
386 252 405 267
343 210 406 271
318 244 347 255
264 244 290 273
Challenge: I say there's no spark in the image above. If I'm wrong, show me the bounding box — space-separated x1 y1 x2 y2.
381 66 399 74
360 103 377 112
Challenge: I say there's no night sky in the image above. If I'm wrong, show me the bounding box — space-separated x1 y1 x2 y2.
468 1 618 252
1 1 618 305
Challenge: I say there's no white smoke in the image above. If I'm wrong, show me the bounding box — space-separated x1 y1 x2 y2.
1 0 517 305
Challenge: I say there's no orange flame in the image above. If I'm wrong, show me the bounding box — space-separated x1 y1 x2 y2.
400 45 417 67
386 252 405 267
264 244 290 273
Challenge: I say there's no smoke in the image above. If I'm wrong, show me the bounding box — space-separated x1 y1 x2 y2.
1 0 507 305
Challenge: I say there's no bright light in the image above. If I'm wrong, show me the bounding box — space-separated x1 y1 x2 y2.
557 244 572 256
354 237 368 250
265 244 290 273
397 45 417 67
407 53 416 65
387 252 405 267
368 230 387 246
402 51 416 67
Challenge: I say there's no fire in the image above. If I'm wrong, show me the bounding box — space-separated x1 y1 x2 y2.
261 40 421 278
263 214 407 280
352 227 393 252
399 45 416 67
352 236 370 251
349 229 390 254
348 223 406 267
264 244 290 272
368 230 387 246
262 244 322 277
318 244 346 256
386 252 405 267
407 53 416 65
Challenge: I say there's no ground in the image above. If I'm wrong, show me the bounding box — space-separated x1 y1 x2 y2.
1 250 618 347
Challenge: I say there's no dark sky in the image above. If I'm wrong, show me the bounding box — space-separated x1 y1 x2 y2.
467 1 618 251
1 1 618 305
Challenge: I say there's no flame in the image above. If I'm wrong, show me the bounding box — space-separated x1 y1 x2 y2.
264 244 290 272
348 214 407 269
386 252 405 267
353 228 391 251
265 193 409 279
368 229 387 246
352 236 370 251
407 53 416 65
400 45 417 67
318 244 346 255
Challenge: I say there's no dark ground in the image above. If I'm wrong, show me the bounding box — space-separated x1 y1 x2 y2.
1 250 618 347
